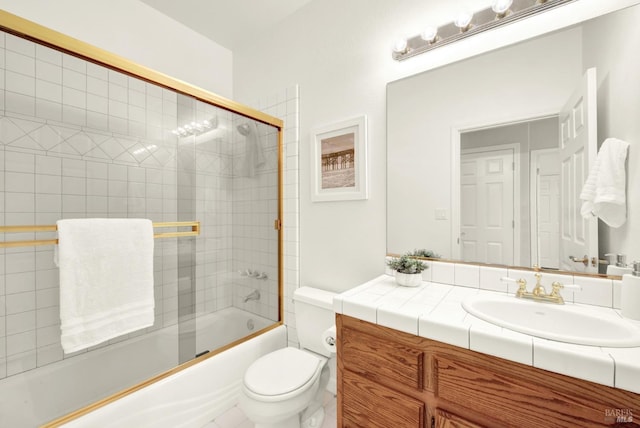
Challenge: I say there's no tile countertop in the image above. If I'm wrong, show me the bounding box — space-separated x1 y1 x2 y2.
333 274 640 395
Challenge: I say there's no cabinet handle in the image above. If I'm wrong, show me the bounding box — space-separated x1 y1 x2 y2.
431 416 435 428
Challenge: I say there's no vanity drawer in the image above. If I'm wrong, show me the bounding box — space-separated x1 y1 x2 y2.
342 370 425 428
434 354 638 428
341 323 424 391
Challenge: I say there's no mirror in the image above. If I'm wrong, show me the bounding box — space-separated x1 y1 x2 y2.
387 3 640 275
459 116 560 268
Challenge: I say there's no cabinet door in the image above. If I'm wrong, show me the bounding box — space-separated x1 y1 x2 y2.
341 370 424 428
341 323 424 391
434 409 485 428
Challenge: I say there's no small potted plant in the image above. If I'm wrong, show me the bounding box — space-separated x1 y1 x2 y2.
409 248 440 259
386 254 428 287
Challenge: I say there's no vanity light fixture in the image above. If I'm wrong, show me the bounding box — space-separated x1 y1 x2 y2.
492 0 514 18
392 37 409 54
420 26 438 44
392 0 575 61
454 12 474 32
171 116 218 137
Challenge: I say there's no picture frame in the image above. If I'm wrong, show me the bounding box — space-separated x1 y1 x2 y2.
310 115 368 202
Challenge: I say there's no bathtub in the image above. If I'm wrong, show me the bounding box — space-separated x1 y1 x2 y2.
0 307 283 428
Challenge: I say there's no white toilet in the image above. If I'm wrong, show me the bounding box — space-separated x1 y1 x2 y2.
239 286 337 428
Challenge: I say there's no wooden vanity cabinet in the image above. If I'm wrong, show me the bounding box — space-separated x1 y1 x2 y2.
435 409 485 428
337 314 640 428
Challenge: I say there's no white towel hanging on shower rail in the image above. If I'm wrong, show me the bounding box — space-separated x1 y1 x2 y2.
56 218 155 353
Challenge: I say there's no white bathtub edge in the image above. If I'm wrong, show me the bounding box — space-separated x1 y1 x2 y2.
62 325 287 428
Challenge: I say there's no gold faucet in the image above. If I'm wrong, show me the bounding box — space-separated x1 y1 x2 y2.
514 266 566 304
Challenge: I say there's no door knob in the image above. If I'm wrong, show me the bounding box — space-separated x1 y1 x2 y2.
569 255 589 266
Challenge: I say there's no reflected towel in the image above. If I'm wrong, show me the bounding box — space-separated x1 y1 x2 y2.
238 121 265 177
579 138 630 227
56 218 155 353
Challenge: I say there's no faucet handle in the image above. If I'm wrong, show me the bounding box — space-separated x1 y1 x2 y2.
550 281 581 296
550 281 563 296
516 278 527 295
501 277 527 296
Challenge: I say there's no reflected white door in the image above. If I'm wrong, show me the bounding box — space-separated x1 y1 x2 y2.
460 149 514 265
559 68 598 273
531 149 560 269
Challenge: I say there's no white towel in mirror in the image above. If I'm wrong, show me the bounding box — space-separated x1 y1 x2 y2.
580 138 630 227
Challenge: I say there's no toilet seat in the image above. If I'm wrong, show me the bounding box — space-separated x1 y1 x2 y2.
243 348 324 402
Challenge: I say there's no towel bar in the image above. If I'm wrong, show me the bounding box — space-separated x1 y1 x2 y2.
0 221 200 248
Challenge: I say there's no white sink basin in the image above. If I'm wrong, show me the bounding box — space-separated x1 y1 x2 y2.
462 294 640 347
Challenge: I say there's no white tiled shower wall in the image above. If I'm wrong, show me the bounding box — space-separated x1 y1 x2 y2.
236 86 300 346
230 119 278 320
0 29 273 381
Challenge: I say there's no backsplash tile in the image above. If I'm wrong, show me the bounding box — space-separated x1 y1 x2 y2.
454 263 479 288
431 261 455 285
420 260 432 282
479 266 509 292
381 258 620 309
573 276 613 307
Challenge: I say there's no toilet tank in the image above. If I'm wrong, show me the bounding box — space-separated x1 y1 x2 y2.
293 287 336 357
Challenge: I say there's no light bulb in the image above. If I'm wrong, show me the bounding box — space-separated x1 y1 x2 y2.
420 27 438 43
392 37 408 54
454 12 473 31
492 0 513 15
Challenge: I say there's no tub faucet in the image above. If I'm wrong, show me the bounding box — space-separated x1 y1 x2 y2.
244 289 261 303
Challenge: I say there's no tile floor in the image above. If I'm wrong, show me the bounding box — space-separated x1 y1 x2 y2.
202 392 337 428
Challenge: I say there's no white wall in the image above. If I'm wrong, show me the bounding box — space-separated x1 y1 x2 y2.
0 0 233 98
234 0 493 292
233 0 638 292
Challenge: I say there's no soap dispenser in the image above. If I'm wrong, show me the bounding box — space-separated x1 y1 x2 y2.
606 254 633 276
621 261 640 321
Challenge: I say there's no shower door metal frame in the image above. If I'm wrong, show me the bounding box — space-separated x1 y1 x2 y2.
0 9 284 427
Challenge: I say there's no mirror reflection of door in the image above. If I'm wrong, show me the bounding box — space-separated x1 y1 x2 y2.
460 117 559 267
559 67 598 273
531 149 560 269
460 147 515 265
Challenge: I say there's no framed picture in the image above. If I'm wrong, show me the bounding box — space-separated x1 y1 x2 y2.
311 115 368 202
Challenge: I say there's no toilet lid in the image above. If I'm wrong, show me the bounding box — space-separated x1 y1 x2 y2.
244 348 322 396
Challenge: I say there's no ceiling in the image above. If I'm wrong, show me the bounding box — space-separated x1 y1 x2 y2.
140 0 314 50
